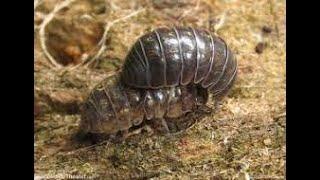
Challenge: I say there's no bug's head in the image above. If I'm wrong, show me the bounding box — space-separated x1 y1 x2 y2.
79 95 120 135
79 75 130 135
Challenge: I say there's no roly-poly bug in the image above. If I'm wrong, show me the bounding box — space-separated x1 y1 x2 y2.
79 27 237 140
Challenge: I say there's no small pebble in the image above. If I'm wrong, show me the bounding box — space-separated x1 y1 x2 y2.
34 12 45 25
262 26 272 34
255 42 267 54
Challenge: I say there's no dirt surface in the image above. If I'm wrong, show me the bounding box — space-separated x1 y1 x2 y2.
34 0 286 179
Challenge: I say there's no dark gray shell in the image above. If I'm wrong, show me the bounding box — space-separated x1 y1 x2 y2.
121 27 237 96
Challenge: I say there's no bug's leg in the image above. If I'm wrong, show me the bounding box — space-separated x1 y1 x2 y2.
160 118 170 133
213 100 223 112
197 104 213 114
143 125 154 136
151 118 170 134
126 125 154 137
166 119 179 133
117 129 129 142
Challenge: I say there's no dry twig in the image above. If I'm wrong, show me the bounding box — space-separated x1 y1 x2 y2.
70 8 145 70
213 12 226 34
39 0 77 69
65 140 110 155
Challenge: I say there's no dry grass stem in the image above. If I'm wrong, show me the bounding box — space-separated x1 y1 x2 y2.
71 8 145 70
39 0 77 69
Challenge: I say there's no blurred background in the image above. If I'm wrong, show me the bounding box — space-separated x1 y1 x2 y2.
34 0 285 179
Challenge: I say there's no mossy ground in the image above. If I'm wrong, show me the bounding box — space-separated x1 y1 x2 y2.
34 0 285 179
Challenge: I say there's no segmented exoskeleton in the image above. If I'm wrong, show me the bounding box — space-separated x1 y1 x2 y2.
80 27 237 139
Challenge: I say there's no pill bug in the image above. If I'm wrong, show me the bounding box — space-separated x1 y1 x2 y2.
121 27 237 96
80 27 237 140
80 74 208 138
